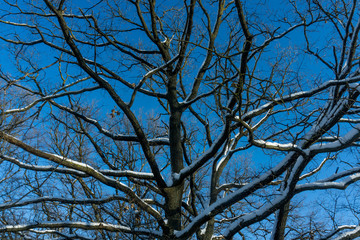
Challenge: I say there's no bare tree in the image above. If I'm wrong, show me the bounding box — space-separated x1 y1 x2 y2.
1 0 360 239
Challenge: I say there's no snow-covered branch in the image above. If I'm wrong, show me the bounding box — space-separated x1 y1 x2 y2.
319 225 357 240
0 195 128 210
332 226 360 240
0 131 164 223
0 154 155 179
29 229 94 240
243 75 360 121
4 86 100 114
0 221 162 238
296 172 360 193
309 123 360 153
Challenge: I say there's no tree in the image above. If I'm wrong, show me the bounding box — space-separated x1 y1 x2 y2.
1 0 360 239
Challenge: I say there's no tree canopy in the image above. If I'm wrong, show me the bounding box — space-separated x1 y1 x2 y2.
1 0 360 239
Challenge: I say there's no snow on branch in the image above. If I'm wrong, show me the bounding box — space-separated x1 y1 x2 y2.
319 225 357 240
234 115 306 154
309 123 360 153
0 154 155 179
175 153 304 239
299 156 335 180
0 131 163 222
4 86 100 115
243 75 360 121
0 195 127 210
128 54 179 107
296 173 360 194
252 139 303 152
29 229 94 240
332 226 360 240
172 119 230 185
0 221 162 238
0 154 88 177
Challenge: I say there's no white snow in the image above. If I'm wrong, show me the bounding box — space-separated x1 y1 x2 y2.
309 123 360 153
333 226 360 240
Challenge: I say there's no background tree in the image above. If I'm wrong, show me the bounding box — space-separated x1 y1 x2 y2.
1 0 360 239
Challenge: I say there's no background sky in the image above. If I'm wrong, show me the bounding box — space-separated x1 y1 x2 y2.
0 0 360 239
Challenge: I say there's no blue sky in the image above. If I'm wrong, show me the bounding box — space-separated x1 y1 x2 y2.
1 0 360 239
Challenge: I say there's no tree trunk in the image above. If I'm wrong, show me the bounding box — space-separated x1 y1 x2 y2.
166 77 184 233
271 200 290 240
